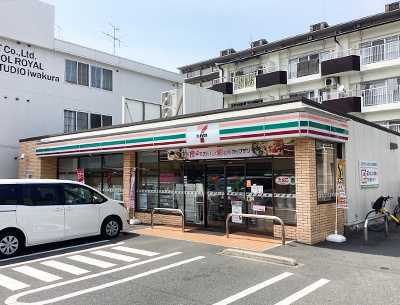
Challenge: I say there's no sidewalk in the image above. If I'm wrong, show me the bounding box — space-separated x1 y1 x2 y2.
129 224 286 251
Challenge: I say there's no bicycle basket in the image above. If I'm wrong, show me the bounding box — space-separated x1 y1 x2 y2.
372 196 384 211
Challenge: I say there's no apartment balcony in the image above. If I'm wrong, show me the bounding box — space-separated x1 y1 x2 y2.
256 67 287 90
314 90 361 113
361 85 400 112
212 80 233 95
321 49 360 77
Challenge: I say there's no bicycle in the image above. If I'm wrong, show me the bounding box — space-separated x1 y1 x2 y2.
365 196 400 232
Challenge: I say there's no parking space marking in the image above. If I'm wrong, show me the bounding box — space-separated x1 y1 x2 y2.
274 279 330 305
91 250 139 262
0 241 125 270
4 253 197 305
67 255 116 268
0 274 30 291
213 272 293 305
0 240 109 263
12 266 62 283
41 261 90 275
112 246 158 256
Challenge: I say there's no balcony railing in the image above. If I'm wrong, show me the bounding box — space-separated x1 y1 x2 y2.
377 122 400 133
326 48 359 60
361 85 400 107
313 90 360 103
361 41 400 65
234 72 256 90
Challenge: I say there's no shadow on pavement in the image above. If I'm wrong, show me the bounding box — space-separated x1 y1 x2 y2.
313 222 400 257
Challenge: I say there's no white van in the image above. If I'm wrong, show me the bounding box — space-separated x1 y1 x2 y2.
0 179 130 258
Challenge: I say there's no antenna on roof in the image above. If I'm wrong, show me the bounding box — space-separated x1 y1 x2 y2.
101 23 125 55
249 35 253 48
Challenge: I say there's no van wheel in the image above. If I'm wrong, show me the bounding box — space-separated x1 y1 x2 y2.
0 231 23 258
101 217 121 239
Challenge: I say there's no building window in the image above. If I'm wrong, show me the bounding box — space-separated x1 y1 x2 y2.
212 66 219 72
361 78 400 107
65 59 89 86
64 110 112 132
64 110 76 132
360 35 400 65
316 140 337 203
90 113 101 129
288 52 329 79
65 60 112 91
187 71 195 77
58 154 123 200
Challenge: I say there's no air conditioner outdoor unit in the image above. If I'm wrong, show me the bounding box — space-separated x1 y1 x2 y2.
161 90 179 118
324 77 337 88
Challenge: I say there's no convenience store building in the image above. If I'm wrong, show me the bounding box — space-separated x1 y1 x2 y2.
19 97 400 244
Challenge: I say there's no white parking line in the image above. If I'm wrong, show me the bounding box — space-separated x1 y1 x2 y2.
0 274 30 291
274 279 330 305
41 261 90 275
67 255 116 268
91 250 139 262
12 266 62 283
112 246 158 256
4 252 188 305
0 241 125 270
213 272 293 305
0 240 109 263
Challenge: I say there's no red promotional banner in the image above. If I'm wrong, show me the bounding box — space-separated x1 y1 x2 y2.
129 168 136 209
77 168 85 183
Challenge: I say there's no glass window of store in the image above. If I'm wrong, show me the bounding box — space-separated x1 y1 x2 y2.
273 157 296 225
137 151 159 210
159 152 184 210
316 140 337 203
57 154 123 200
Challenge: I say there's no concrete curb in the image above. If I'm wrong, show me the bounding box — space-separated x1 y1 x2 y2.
221 248 298 266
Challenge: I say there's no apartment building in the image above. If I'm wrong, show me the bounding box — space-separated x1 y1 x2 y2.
0 0 183 179
178 2 400 129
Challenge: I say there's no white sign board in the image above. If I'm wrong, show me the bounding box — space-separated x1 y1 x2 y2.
359 160 379 189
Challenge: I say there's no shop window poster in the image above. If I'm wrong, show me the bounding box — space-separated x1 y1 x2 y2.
139 194 148 209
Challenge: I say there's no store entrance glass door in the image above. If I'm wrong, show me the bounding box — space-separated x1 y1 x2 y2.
206 166 225 227
206 165 245 228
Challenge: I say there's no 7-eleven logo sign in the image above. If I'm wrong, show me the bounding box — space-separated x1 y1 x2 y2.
186 123 220 145
197 125 208 143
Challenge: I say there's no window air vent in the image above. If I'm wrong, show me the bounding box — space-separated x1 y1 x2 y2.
310 22 329 32
385 2 400 11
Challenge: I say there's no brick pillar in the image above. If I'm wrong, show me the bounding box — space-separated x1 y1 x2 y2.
123 151 136 218
294 138 317 244
19 140 57 179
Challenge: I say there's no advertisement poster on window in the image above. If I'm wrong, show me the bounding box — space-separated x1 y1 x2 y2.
76 168 85 183
336 159 348 209
231 201 242 223
139 194 148 210
129 168 136 208
359 160 379 189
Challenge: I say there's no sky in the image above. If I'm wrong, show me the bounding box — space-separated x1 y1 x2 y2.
40 0 389 73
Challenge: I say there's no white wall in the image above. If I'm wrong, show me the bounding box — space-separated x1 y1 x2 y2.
0 6 183 178
183 84 223 114
344 120 400 227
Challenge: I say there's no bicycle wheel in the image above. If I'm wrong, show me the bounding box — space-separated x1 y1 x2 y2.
394 204 400 220
366 210 386 232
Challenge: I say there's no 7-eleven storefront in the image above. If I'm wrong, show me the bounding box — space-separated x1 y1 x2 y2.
20 98 348 244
